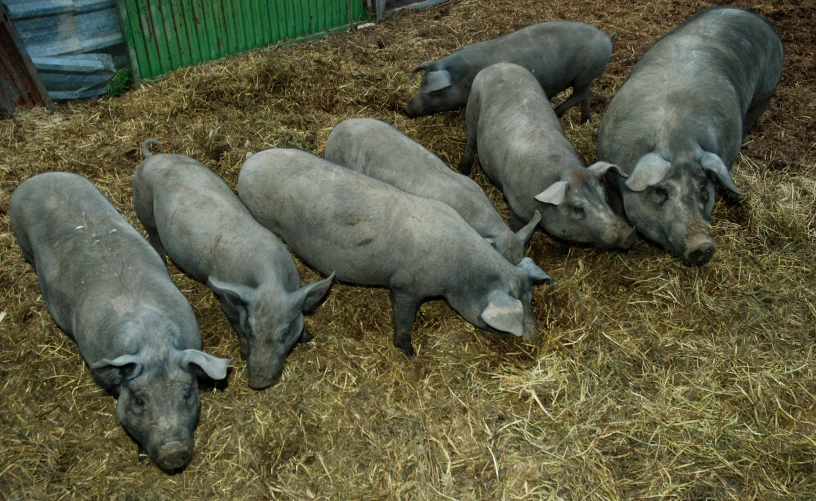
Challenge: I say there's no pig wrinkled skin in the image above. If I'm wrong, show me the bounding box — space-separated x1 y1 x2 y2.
9 172 230 472
324 118 539 264
403 21 615 122
237 148 553 357
459 63 636 250
597 6 783 265
133 140 334 390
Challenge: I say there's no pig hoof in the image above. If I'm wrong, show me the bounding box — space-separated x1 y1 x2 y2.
396 343 416 358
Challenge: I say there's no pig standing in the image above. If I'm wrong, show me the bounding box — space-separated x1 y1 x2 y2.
403 21 615 122
237 148 553 357
597 6 783 264
459 63 636 250
8 172 229 472
133 140 334 390
324 118 539 264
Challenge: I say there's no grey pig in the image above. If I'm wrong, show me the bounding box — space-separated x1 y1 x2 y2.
133 140 334 390
403 21 615 122
459 63 636 250
237 148 553 357
597 6 783 265
324 118 539 265
8 172 229 472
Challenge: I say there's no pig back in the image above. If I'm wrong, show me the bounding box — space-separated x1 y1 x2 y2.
598 7 783 171
9 172 200 357
325 119 497 229
238 149 503 291
452 22 612 99
472 64 581 213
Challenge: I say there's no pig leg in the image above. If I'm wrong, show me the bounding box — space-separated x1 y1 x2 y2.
458 125 478 176
554 85 592 122
459 91 482 176
390 290 422 358
742 95 773 138
508 210 530 233
131 180 167 259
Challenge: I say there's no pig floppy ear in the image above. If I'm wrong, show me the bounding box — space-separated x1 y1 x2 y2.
412 61 434 73
91 355 143 388
294 272 336 313
179 349 230 381
517 257 553 285
700 151 745 198
424 70 452 92
587 161 628 179
207 277 255 314
625 153 671 191
515 211 541 246
535 181 568 206
480 290 524 337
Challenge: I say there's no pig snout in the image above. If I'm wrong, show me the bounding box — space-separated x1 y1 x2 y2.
684 235 716 265
246 356 284 391
155 441 193 471
618 225 637 250
600 221 637 250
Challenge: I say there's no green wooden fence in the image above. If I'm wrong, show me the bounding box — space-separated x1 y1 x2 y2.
115 0 368 81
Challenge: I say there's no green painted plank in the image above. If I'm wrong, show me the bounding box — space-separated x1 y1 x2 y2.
148 0 174 73
256 0 271 46
117 0 367 80
273 0 286 43
230 0 246 53
243 0 257 50
137 0 162 78
159 0 182 69
187 0 207 63
280 0 292 39
223 0 239 54
169 0 193 67
211 1 228 57
116 0 146 81
200 0 219 60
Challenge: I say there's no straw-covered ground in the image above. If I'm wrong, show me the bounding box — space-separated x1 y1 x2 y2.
1 0 814 499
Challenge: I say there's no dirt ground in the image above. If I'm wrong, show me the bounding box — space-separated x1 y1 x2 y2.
1 0 815 499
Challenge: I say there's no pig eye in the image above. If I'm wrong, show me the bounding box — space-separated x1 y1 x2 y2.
131 396 145 415
183 389 194 403
572 206 586 217
651 187 669 204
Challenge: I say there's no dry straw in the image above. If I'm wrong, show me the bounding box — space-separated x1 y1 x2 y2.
1 0 814 499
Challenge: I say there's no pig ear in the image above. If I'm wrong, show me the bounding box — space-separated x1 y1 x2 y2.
625 153 671 191
179 349 230 381
412 61 433 73
517 257 553 285
91 355 143 387
424 70 452 92
207 276 255 313
587 161 628 179
515 211 541 246
294 272 335 313
700 151 745 198
534 181 568 206
480 290 524 337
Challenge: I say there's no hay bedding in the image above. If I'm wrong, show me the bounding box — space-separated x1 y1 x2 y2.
0 0 814 498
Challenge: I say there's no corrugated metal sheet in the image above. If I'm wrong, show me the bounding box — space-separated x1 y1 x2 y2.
0 2 53 116
115 0 368 81
5 0 128 100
